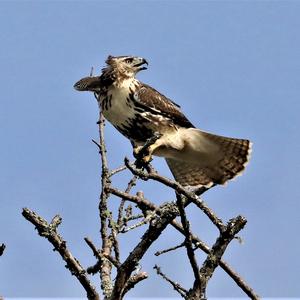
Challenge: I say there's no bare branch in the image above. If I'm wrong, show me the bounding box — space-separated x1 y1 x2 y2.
154 264 187 298
170 219 259 299
22 208 99 300
107 187 157 211
110 201 181 300
84 237 100 258
188 216 248 299
109 165 127 177
117 175 138 229
90 66 94 76
84 237 120 269
155 242 185 256
176 193 201 285
107 184 258 299
122 272 148 296
84 237 104 275
87 261 102 275
120 211 156 233
124 213 144 222
0 244 5 256
125 158 225 232
96 111 113 297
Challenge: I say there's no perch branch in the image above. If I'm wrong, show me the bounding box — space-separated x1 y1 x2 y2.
125 158 225 232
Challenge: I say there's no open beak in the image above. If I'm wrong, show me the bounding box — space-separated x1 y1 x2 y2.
135 58 148 71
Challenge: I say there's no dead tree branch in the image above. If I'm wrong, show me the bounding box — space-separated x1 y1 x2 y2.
154 264 188 297
0 244 5 256
170 219 260 299
124 158 225 232
187 216 247 299
176 193 201 285
108 186 259 299
22 208 99 300
155 242 185 256
96 111 113 297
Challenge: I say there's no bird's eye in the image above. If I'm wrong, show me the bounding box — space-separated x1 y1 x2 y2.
125 58 132 64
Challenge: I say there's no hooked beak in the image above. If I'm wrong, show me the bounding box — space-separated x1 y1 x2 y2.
135 58 148 71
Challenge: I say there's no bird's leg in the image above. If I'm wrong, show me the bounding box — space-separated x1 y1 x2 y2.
133 133 163 168
141 143 158 163
133 146 144 159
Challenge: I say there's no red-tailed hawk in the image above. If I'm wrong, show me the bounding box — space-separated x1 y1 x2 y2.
74 55 252 189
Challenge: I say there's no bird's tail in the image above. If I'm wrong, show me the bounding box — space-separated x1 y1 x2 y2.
74 76 102 92
165 128 252 188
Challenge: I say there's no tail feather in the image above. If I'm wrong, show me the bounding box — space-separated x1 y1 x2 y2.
74 76 102 92
165 129 252 188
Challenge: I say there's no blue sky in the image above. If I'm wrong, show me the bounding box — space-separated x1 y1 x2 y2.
1 0 300 298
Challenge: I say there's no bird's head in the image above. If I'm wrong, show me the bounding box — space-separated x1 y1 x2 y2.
105 55 148 78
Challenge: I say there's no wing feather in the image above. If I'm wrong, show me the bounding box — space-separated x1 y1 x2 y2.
135 83 194 128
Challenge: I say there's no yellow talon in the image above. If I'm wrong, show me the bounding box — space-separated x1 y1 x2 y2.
141 154 153 163
133 146 143 158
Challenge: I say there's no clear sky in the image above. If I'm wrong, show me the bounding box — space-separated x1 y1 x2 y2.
0 0 300 298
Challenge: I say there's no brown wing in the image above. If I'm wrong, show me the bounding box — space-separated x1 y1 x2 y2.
135 83 194 128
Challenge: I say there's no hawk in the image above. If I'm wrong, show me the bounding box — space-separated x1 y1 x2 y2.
74 55 252 189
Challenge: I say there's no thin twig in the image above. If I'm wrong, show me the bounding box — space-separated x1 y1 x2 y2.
155 242 185 256
107 187 157 211
87 261 102 275
22 208 99 300
117 176 138 229
176 193 201 285
108 214 121 264
122 272 148 296
154 264 187 297
124 213 144 222
85 237 120 269
120 211 156 233
0 244 5 256
84 237 100 258
109 165 127 177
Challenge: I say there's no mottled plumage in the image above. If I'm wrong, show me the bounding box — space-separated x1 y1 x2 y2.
74 55 252 189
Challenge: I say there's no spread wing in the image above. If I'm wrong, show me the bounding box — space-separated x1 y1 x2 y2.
134 83 194 128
